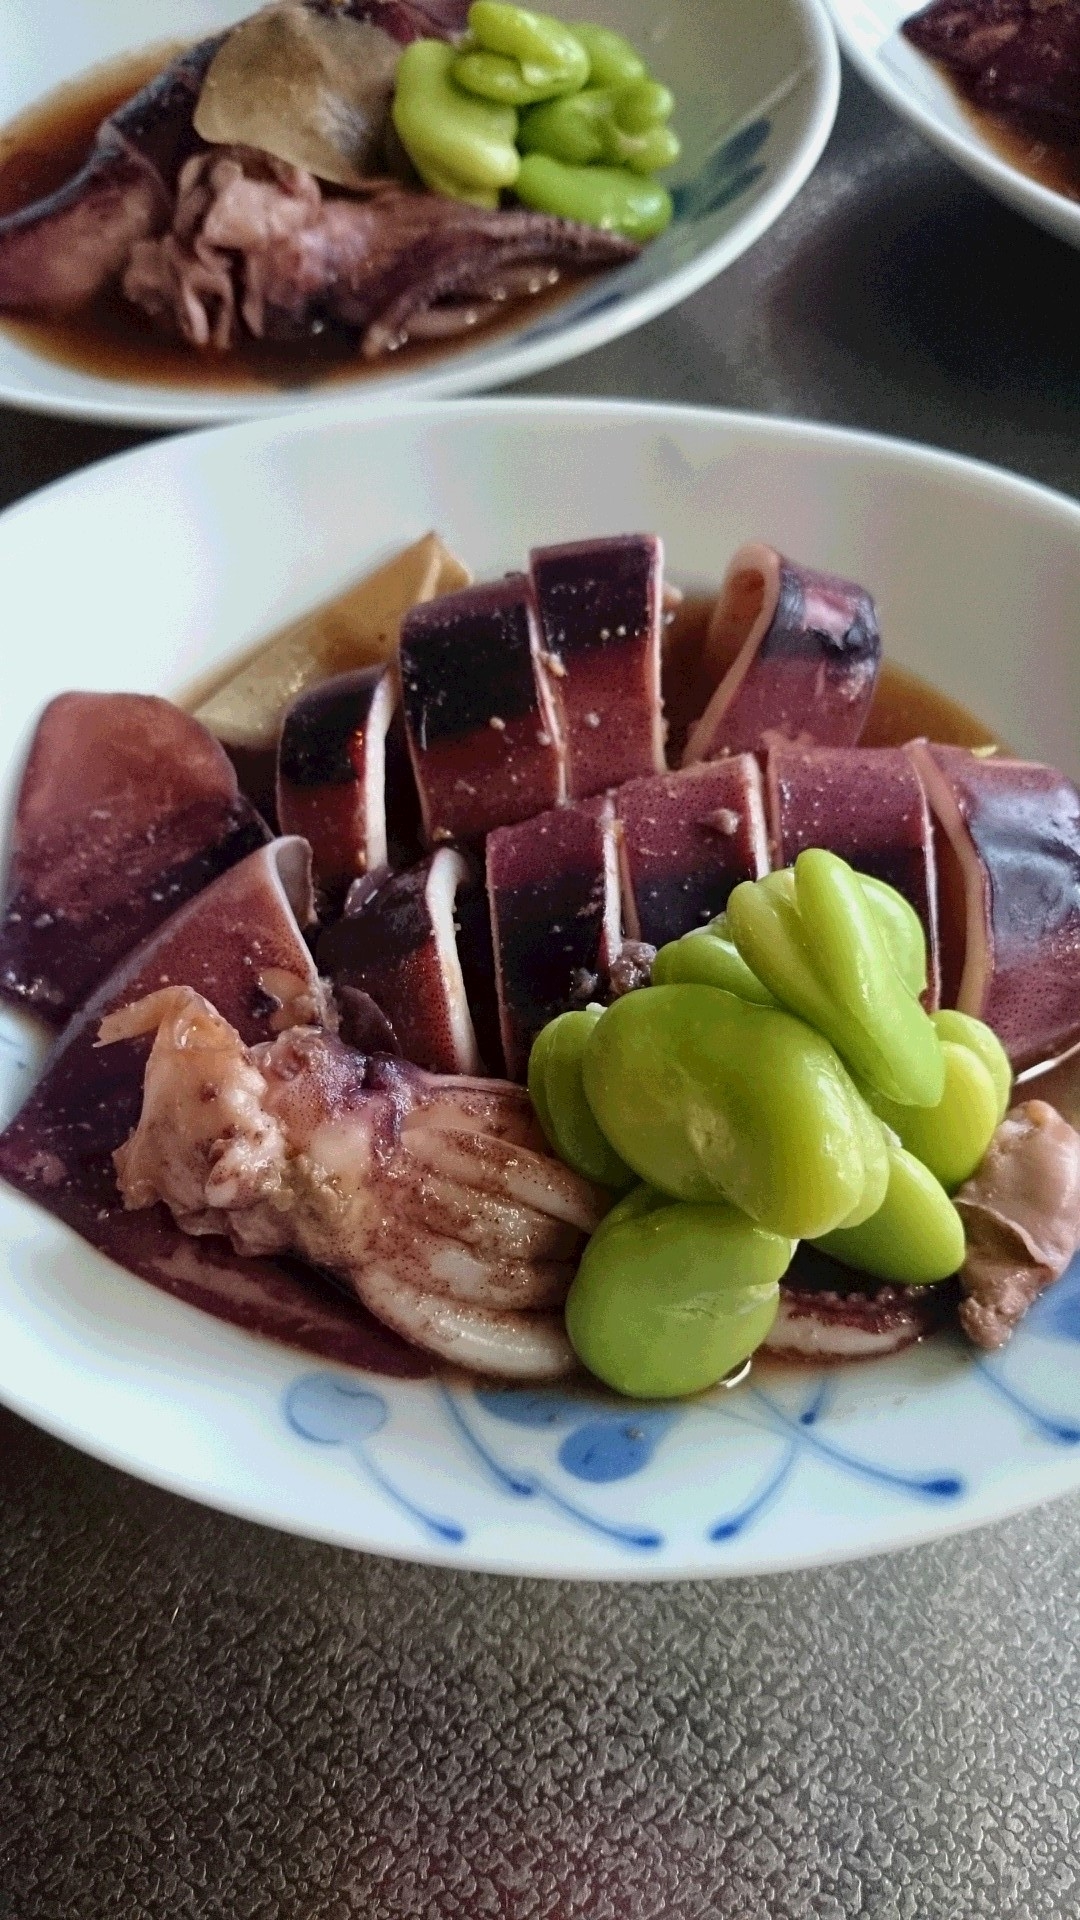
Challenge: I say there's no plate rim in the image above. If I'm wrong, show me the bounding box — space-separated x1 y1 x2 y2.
4 393 1080 1580
0 0 841 428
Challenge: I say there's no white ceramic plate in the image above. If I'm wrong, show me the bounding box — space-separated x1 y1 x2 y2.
0 0 838 426
4 398 1080 1581
827 0 1080 249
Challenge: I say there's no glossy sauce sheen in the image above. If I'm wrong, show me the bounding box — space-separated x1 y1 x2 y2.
0 48 585 391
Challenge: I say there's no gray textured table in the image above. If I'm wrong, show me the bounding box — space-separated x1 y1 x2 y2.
3 65 1080 1920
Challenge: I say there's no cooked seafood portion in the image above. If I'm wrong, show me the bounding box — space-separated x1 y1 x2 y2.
618 756 769 947
955 1099 1080 1349
683 544 881 763
122 147 637 358
317 848 484 1074
763 1246 955 1361
0 691 268 1025
276 667 398 890
904 0 1080 138
104 986 606 1377
767 744 940 1007
911 744 1080 1069
530 534 666 798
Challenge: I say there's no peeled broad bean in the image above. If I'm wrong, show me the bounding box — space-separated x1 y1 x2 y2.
813 1137 966 1284
581 983 889 1239
527 1008 634 1190
514 152 673 237
519 80 679 173
932 1009 1011 1120
565 1192 792 1397
858 874 928 1000
727 851 945 1109
651 924 776 1003
392 39 520 205
570 21 647 87
864 1009 1012 1191
454 2 589 104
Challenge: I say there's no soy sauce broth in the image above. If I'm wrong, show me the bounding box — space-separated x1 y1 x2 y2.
0 46 586 393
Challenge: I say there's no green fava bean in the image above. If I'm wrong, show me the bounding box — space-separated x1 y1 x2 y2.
519 81 679 174
865 1042 1001 1193
858 875 928 999
652 926 775 1004
933 1009 1011 1120
813 1137 966 1285
581 984 889 1239
454 2 589 104
527 1009 634 1191
514 152 673 237
392 39 519 205
570 21 647 87
727 851 945 1109
565 1195 792 1398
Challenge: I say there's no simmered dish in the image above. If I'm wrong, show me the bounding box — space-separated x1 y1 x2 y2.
903 0 1080 199
3 527 1080 1398
0 2 677 381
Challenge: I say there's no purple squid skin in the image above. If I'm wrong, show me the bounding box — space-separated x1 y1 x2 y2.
767 743 941 1007
0 692 269 1027
683 546 882 764
529 534 666 800
0 37 222 312
617 756 769 948
0 839 432 1379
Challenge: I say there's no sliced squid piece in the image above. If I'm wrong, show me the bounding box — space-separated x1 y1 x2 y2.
276 668 398 893
910 743 1080 1068
0 38 220 313
529 533 666 798
399 575 565 844
616 755 769 947
0 845 431 1373
682 545 882 764
488 794 622 1080
767 743 940 1006
0 691 269 1025
317 848 482 1074
762 1247 955 1362
100 987 601 1378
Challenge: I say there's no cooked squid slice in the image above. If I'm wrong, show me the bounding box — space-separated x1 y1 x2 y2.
0 38 219 312
0 691 268 1025
276 667 398 892
682 544 882 763
102 987 603 1377
910 743 1080 1068
617 756 769 947
955 1099 1080 1350
767 743 940 1006
0 843 426 1370
762 1246 954 1362
399 575 566 844
318 848 482 1074
529 533 666 798
488 794 621 1080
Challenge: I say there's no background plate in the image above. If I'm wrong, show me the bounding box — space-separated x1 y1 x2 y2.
827 0 1080 250
0 0 838 425
3 397 1080 1579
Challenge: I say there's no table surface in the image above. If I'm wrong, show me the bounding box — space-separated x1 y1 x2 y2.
4 63 1080 1920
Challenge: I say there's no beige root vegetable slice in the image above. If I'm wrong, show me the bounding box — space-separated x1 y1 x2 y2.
192 532 471 755
194 6 403 190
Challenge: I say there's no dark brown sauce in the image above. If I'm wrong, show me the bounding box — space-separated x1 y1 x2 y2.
0 46 587 392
